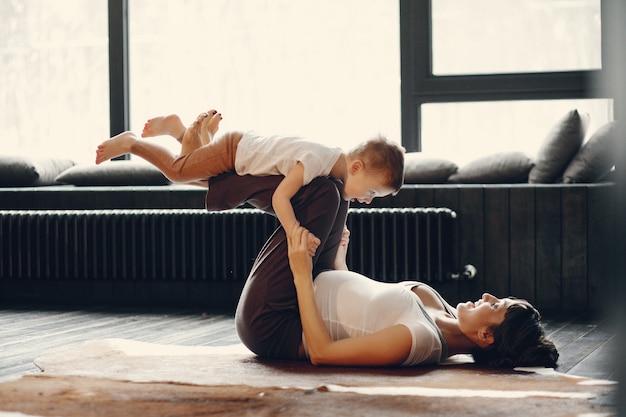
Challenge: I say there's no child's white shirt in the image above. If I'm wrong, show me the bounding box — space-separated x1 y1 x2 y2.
235 131 343 186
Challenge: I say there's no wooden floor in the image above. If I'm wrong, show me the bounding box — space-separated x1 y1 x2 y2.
0 305 619 383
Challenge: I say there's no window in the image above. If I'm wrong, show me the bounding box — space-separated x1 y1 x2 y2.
127 0 400 155
401 0 609 161
2 1 399 165
1 0 109 164
431 0 601 75
422 99 612 165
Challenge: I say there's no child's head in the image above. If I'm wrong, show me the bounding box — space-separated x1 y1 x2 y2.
343 135 405 203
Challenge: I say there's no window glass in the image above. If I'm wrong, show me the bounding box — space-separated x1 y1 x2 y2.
431 0 602 75
1 0 109 163
128 0 400 154
421 99 613 165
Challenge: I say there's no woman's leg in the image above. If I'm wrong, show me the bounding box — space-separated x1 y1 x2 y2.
206 172 348 266
232 176 349 359
95 130 242 183
205 171 284 215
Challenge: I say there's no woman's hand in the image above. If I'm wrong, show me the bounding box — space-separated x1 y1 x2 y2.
340 226 350 247
333 226 350 270
287 222 314 283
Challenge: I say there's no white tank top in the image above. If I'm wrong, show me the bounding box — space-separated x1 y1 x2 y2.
303 270 450 366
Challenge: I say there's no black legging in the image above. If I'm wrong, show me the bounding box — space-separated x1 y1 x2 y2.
206 172 349 359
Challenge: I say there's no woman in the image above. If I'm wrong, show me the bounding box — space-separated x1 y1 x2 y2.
206 172 558 368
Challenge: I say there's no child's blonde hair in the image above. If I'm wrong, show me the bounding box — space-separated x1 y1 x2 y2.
348 135 405 194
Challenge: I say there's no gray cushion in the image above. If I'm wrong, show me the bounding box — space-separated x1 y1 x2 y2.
528 109 590 183
403 152 458 184
448 151 534 184
0 155 76 186
562 121 619 183
55 160 171 186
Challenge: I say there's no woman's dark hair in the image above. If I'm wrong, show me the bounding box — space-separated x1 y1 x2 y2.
471 300 559 368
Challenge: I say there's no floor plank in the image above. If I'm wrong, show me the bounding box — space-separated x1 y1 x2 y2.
568 335 617 381
0 307 616 384
0 306 239 382
550 321 615 374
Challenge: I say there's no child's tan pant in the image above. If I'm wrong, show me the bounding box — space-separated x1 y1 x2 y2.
131 131 243 183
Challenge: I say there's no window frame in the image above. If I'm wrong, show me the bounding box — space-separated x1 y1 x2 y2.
108 0 129 137
399 0 610 152
108 0 614 153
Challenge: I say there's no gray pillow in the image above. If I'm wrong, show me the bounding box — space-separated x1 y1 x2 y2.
0 155 76 186
448 151 534 184
562 121 619 183
55 160 171 186
403 152 458 184
528 109 590 183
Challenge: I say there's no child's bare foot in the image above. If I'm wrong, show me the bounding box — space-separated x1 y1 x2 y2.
179 112 209 155
95 131 137 164
141 114 185 141
200 110 222 145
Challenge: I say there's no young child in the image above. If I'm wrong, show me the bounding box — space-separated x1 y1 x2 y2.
95 109 405 255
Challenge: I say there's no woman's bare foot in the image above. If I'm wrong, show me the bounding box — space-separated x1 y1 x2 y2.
141 114 186 142
200 110 222 145
95 131 138 164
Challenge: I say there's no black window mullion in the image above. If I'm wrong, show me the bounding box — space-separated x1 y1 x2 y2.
400 0 429 151
108 0 130 160
415 72 598 98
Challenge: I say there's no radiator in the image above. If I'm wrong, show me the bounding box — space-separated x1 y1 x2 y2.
0 208 458 283
0 209 277 282
346 208 457 283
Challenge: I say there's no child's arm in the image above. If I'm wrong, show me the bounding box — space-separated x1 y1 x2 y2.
272 162 321 256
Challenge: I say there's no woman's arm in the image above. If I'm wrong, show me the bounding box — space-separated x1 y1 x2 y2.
288 225 413 366
273 162 320 256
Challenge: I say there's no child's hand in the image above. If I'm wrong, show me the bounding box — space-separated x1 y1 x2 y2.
307 230 321 257
288 221 320 257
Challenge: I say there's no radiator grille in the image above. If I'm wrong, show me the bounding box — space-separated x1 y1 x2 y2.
346 208 456 282
0 209 278 282
0 208 456 283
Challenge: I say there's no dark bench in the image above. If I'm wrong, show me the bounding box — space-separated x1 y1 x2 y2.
0 182 614 313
